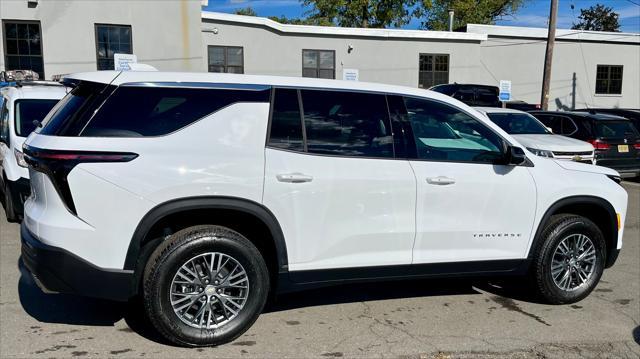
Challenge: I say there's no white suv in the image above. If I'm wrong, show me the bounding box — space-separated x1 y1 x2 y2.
476 107 595 163
21 72 627 347
0 82 67 221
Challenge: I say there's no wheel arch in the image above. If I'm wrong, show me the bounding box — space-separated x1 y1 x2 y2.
528 195 619 268
124 196 289 293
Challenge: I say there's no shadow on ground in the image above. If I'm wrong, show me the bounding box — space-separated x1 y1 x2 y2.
18 256 541 346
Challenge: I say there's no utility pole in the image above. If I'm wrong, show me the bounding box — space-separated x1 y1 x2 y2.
540 0 558 110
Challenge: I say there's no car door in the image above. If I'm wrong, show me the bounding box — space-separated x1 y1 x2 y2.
395 96 537 263
263 88 416 272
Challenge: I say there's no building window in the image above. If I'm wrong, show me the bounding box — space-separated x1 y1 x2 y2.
302 50 335 79
208 46 244 74
2 20 44 78
418 54 449 89
595 65 623 95
95 24 132 71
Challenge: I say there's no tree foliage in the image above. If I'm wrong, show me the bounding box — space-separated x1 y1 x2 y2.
302 0 422 28
417 0 527 30
571 4 620 32
234 6 257 16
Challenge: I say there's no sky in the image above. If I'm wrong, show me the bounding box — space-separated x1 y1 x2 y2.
204 0 640 33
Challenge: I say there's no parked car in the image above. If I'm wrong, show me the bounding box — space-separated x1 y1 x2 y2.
0 81 67 221
476 107 594 163
22 71 627 347
573 108 640 131
530 111 640 178
429 83 501 107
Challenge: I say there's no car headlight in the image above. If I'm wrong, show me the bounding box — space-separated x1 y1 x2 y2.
526 147 554 158
14 148 28 168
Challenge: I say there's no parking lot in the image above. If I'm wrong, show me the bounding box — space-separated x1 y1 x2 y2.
0 182 638 358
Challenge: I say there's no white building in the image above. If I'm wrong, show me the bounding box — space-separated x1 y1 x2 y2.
2 1 638 110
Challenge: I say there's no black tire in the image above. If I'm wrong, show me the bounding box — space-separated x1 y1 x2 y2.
3 181 19 223
531 214 606 304
143 225 269 347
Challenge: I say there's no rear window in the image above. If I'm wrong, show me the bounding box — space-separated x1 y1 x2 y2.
39 82 270 137
595 121 639 138
14 99 59 136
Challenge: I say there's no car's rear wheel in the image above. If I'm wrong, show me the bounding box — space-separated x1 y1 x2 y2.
532 214 606 304
3 180 19 222
143 225 269 346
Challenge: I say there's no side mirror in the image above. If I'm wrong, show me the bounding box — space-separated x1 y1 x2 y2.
505 146 528 166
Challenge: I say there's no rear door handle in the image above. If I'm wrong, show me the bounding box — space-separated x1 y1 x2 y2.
277 173 313 183
426 176 456 185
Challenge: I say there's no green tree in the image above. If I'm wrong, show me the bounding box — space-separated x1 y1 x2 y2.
417 0 526 30
234 6 257 16
571 4 620 32
302 0 422 28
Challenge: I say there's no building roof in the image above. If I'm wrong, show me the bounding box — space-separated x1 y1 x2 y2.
201 11 487 42
466 24 640 44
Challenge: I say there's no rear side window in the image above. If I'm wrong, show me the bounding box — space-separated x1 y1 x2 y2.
300 90 393 158
268 88 304 151
81 86 270 137
14 99 59 136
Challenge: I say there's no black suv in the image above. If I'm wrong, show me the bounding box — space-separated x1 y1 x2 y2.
573 108 640 131
430 84 539 110
530 111 640 178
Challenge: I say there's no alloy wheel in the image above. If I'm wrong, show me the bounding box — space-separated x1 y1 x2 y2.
551 234 597 291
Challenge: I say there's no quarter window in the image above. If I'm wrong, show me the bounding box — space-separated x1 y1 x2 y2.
302 50 335 79
208 46 244 74
418 54 449 89
404 97 503 163
595 65 623 95
95 24 133 71
14 99 60 136
3 21 44 78
300 90 393 158
268 88 304 151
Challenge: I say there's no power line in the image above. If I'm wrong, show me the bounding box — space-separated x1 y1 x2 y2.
625 0 640 7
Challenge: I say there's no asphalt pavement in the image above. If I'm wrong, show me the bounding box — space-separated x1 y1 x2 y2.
1 183 638 358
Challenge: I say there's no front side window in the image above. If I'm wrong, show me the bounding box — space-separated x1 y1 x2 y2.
302 50 335 79
404 97 503 163
486 112 549 135
595 65 623 95
208 46 244 74
3 21 44 78
95 24 132 71
418 54 449 89
14 99 60 137
300 90 393 158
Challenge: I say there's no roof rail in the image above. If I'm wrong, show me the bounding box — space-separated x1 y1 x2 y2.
14 80 64 88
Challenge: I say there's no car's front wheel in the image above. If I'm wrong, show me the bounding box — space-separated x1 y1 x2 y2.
532 214 606 304
143 225 269 346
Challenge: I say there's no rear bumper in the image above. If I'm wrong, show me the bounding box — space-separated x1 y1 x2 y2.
6 177 30 216
20 223 135 302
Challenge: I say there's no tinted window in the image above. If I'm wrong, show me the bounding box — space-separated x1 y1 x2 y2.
533 114 561 134
0 101 8 142
595 121 639 139
560 117 578 135
300 90 393 158
14 99 59 136
38 81 115 136
81 86 270 137
268 88 304 151
486 112 549 135
404 97 503 163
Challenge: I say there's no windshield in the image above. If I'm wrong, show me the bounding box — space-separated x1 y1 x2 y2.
14 99 60 137
595 121 639 138
486 112 549 135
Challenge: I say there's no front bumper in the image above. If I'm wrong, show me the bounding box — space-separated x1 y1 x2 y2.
20 223 135 302
6 177 30 217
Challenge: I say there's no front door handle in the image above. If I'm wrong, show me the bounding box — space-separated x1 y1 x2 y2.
277 173 313 183
426 176 456 185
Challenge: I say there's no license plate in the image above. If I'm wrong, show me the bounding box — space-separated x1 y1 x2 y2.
618 145 629 153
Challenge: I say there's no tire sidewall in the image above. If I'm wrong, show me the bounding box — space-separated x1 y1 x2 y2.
147 228 269 346
538 217 605 303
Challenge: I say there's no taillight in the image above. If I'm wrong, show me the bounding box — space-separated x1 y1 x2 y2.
22 145 138 214
634 143 640 150
588 139 611 150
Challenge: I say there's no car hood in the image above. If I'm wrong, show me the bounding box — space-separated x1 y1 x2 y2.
554 159 619 177
512 134 593 152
